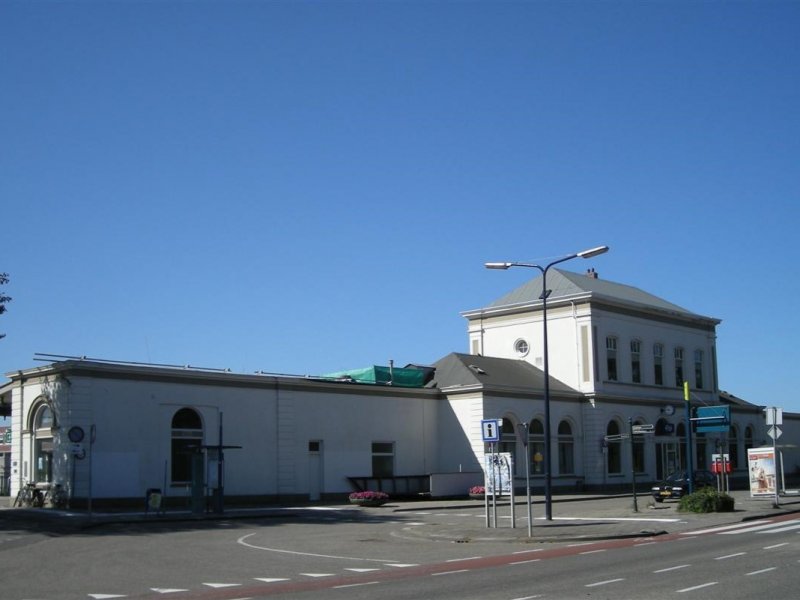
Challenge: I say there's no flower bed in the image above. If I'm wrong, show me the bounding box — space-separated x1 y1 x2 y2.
468 485 485 499
349 491 389 507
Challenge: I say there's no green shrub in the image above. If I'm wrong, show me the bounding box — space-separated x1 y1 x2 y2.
678 487 735 513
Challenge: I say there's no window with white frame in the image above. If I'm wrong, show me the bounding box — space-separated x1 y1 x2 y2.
32 402 54 483
653 343 664 385
606 336 618 381
371 442 395 478
514 339 529 357
694 349 704 389
557 420 575 475
674 347 684 387
630 340 641 383
529 419 545 475
499 419 517 468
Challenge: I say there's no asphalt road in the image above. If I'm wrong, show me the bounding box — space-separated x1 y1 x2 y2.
1 496 798 599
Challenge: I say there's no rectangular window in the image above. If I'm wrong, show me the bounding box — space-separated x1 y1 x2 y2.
471 338 480 355
371 442 394 478
694 349 704 389
606 336 618 381
653 343 663 385
630 340 641 384
674 347 684 387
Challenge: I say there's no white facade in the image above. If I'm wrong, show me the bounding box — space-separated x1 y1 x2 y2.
2 268 797 505
2 364 442 504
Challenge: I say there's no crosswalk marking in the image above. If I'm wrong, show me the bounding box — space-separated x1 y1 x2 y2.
684 518 800 536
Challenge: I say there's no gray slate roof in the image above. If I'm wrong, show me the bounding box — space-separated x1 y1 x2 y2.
430 352 578 396
480 268 711 320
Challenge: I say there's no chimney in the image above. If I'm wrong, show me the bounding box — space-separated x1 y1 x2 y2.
586 268 598 279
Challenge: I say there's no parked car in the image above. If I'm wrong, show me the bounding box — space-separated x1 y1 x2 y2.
652 469 717 502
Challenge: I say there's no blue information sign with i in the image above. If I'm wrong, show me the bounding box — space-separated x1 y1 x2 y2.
481 419 501 442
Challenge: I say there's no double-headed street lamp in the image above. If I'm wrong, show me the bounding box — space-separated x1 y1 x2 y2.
486 245 609 521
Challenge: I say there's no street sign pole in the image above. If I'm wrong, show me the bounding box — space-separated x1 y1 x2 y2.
629 418 638 512
684 382 694 495
772 407 780 508
516 421 533 538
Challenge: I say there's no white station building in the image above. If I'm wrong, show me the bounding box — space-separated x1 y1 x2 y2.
2 268 797 507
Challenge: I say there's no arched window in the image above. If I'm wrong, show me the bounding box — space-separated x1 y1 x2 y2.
529 419 545 475
499 418 517 471
32 402 54 483
607 420 622 474
171 408 203 485
728 425 739 470
557 420 574 475
744 425 754 455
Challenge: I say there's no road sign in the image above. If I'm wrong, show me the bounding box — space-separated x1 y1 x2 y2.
632 424 654 434
694 405 730 433
765 407 783 426
768 425 783 440
481 419 501 442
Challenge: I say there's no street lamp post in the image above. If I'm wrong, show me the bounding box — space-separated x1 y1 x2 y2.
486 245 609 520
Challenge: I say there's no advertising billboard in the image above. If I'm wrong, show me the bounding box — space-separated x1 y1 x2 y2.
747 447 777 497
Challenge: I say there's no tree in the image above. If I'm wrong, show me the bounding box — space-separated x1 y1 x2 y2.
0 272 10 340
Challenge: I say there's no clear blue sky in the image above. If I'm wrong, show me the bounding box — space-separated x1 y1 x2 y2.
2 1 798 417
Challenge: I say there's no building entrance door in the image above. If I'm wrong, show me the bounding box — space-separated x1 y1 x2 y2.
656 441 680 481
308 440 323 501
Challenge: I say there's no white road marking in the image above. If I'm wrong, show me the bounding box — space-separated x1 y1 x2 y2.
654 564 690 573
150 589 189 594
682 521 768 535
763 542 789 549
511 596 543 600
203 583 241 588
510 559 541 565
89 595 127 599
345 568 381 572
746 567 777 576
585 578 624 587
715 552 746 560
677 582 718 593
384 563 419 568
549 516 680 523
253 578 289 583
446 556 482 562
432 569 469 576
299 573 335 578
719 521 797 535
580 549 607 555
238 533 398 563
512 548 544 554
759 522 800 534
333 582 380 589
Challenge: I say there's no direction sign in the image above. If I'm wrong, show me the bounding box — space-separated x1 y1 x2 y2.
695 405 730 433
632 424 654 434
481 419 502 442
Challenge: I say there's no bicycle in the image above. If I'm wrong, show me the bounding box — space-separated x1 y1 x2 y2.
13 483 44 508
44 484 68 509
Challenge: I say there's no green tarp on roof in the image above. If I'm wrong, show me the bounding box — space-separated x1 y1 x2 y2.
323 365 428 388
